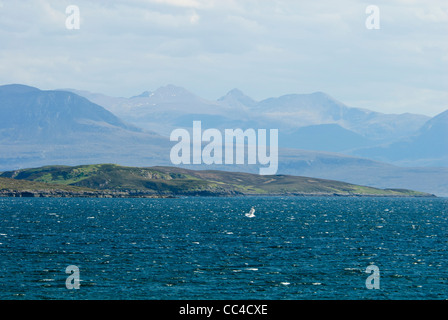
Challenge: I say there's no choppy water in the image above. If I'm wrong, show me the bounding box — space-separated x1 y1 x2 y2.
0 196 446 300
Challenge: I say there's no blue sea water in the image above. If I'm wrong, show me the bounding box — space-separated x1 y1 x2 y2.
0 196 446 300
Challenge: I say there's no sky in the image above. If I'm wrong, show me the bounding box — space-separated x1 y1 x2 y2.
0 0 447 116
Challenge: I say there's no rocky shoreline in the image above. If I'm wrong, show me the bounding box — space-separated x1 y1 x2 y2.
0 189 174 198
0 189 436 198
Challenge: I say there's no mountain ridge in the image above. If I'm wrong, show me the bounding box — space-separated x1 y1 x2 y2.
351 109 448 166
63 84 431 141
1 83 447 196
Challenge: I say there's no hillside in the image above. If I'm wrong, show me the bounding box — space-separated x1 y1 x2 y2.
0 164 434 197
351 109 448 167
0 175 175 198
1 84 446 196
0 84 169 169
0 84 142 141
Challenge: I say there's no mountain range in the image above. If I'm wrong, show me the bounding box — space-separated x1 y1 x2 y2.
1 83 447 196
0 84 169 168
64 84 446 167
352 109 448 167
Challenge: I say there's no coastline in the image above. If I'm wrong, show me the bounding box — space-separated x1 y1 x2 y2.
0 189 436 198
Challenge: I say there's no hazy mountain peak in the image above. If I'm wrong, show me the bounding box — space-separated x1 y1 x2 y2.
0 84 41 94
431 109 448 121
218 88 257 108
226 88 246 96
0 84 142 139
309 91 338 101
130 90 153 99
310 90 329 96
258 90 350 116
153 84 194 99
419 109 448 133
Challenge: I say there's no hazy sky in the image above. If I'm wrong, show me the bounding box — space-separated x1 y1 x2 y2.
0 0 447 116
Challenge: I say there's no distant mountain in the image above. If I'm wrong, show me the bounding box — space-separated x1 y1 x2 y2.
279 123 375 152
2 83 447 196
71 84 245 136
0 164 434 197
68 86 430 147
130 91 152 99
0 84 141 143
58 84 448 187
59 88 129 112
217 88 258 109
275 148 448 197
0 84 169 168
256 91 429 141
351 109 448 166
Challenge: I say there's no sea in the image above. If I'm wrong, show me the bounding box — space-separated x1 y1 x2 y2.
0 196 446 300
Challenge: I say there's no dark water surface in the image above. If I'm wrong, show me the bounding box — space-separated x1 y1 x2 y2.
0 196 446 300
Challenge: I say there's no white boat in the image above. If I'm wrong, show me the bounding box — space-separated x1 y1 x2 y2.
245 207 255 218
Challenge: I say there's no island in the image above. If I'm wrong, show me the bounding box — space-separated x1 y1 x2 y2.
0 164 436 198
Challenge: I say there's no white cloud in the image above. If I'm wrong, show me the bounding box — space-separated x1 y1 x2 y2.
412 6 448 22
189 10 200 24
0 0 447 116
150 0 200 8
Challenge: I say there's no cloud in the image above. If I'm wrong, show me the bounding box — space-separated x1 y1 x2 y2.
150 0 200 8
189 10 200 24
0 0 447 116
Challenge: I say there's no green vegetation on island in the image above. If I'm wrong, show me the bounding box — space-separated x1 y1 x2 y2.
0 164 435 198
